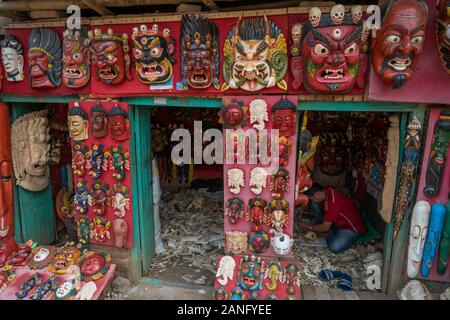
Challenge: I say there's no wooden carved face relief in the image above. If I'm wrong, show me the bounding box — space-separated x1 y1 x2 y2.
1 33 24 81
225 231 247 255
28 28 62 88
227 168 244 194
181 14 219 89
271 99 297 137
68 102 89 141
222 16 288 91
249 99 268 131
295 5 369 93
131 24 175 84
90 103 108 138
372 0 428 88
249 167 268 195
89 28 132 85
62 27 91 88
436 0 450 73
11 110 50 192
107 104 130 142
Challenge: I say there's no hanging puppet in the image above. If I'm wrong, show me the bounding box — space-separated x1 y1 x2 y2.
87 144 108 179
222 15 288 91
291 5 369 93
68 102 89 141
71 141 89 177
88 180 110 216
436 0 450 73
225 197 246 224
106 146 130 181
62 26 91 88
271 98 297 137
89 28 132 85
11 110 51 192
0 103 14 239
393 116 422 239
112 184 130 218
407 200 431 278
237 255 264 291
131 24 175 85
107 104 130 142
181 14 219 90
421 203 446 277
28 28 62 88
371 0 429 89
1 33 24 81
423 110 450 198
90 103 108 138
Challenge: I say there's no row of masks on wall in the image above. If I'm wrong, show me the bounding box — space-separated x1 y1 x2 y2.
0 0 448 94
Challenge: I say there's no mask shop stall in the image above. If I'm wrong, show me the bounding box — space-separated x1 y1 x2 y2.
0 0 449 301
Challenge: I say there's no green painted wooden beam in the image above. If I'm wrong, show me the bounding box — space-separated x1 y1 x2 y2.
1 95 80 103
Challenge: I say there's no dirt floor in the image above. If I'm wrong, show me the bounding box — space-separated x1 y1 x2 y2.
145 185 384 292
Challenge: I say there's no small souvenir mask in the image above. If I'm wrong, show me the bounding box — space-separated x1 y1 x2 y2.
227 168 244 195
437 202 450 275
0 239 18 267
77 251 111 281
222 16 288 91
272 99 297 137
89 28 132 85
296 5 369 93
68 102 89 141
76 217 90 250
268 168 290 199
90 103 108 138
131 24 175 84
4 241 32 267
248 226 270 253
372 0 428 88
28 246 56 270
112 184 130 218
264 260 283 291
0 265 16 293
249 167 268 195
107 104 130 141
225 197 245 224
88 180 110 216
271 233 293 256
181 15 219 89
16 273 43 299
216 255 236 286
214 286 228 300
230 287 244 300
219 100 247 129
74 179 90 214
28 28 62 88
72 141 89 177
237 255 264 291
29 275 58 300
54 278 78 300
278 136 293 167
48 243 81 275
267 199 289 233
436 0 450 73
62 27 91 88
285 264 300 297
1 33 24 81
11 110 50 192
87 144 108 179
225 231 247 255
247 198 269 226
106 146 130 181
89 217 111 243
421 203 446 278
249 99 268 131
317 132 347 176
407 201 431 278
113 218 128 248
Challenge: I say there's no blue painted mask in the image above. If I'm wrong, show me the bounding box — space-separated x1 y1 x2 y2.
421 203 446 277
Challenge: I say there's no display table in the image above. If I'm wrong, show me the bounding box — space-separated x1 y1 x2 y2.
0 264 116 300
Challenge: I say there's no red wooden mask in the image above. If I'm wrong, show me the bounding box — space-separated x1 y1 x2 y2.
107 104 130 142
436 0 450 73
271 99 297 137
89 28 132 85
372 0 429 88
293 5 369 93
62 27 91 88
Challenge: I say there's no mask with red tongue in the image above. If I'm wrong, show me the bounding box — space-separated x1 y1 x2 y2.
372 0 428 88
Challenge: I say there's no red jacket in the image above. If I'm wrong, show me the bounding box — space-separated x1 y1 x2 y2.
323 187 366 234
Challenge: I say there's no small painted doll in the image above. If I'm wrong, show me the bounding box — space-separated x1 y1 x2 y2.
74 179 90 214
71 141 89 177
106 146 130 181
88 180 110 216
89 217 111 243
112 184 130 218
87 144 108 179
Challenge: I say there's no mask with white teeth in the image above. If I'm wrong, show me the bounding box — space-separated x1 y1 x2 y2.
62 26 90 88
